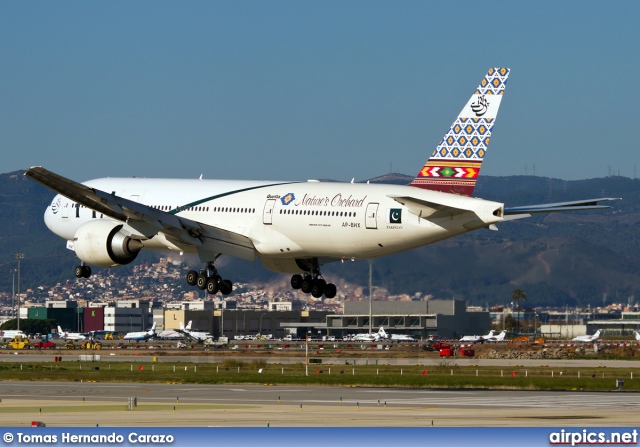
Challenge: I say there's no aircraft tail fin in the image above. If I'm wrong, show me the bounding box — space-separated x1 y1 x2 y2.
410 67 510 196
57 326 63 335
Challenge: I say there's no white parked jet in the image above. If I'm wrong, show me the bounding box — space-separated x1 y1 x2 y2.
0 330 27 341
460 330 495 343
180 320 213 343
123 322 157 341
377 327 416 342
485 330 507 342
57 326 86 341
572 330 601 343
25 68 619 298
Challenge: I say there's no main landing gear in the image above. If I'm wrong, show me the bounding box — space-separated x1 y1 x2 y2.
74 263 91 278
186 261 233 295
291 271 337 299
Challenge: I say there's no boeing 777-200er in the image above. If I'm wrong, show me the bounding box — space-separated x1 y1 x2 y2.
25 68 619 299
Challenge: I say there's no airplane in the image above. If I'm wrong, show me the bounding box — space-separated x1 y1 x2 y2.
156 327 185 340
24 68 619 299
635 330 640 341
377 327 416 342
123 322 157 341
179 320 214 343
0 330 27 341
484 330 507 342
572 329 601 343
351 332 380 342
57 326 86 341
460 330 495 343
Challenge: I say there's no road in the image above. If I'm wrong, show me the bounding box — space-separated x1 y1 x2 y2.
0 381 637 427
2 351 640 368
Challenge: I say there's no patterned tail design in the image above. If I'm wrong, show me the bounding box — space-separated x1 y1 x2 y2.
410 67 510 196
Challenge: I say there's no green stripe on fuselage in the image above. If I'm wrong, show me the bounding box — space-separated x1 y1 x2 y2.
168 182 298 214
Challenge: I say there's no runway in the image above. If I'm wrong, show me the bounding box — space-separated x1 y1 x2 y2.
0 381 637 427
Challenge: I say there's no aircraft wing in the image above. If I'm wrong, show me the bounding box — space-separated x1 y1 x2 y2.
503 198 620 220
24 166 256 261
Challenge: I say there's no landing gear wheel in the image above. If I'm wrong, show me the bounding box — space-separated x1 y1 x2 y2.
220 279 233 295
196 273 207 290
301 276 313 294
74 265 91 278
291 274 303 289
311 280 325 298
324 283 337 299
206 278 219 295
186 270 198 286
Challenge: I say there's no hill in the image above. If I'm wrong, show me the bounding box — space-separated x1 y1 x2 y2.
1 170 639 307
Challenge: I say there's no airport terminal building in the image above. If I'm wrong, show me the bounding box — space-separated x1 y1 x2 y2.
19 299 489 340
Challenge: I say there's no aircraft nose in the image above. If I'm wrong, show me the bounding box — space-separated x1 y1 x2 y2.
44 203 53 230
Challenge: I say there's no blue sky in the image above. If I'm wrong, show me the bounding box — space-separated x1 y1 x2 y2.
1 1 639 183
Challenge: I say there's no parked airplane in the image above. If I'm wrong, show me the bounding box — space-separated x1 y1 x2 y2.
156 327 185 340
572 330 602 343
460 330 495 343
25 68 619 298
179 320 214 343
351 332 380 342
123 322 157 341
377 327 416 342
485 330 507 342
57 326 86 341
0 330 27 341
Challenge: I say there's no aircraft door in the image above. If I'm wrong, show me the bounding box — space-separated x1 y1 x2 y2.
365 202 379 229
263 199 276 225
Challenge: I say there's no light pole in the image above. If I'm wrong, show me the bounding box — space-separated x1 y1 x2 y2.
15 252 24 332
305 331 310 376
259 313 265 336
10 269 17 319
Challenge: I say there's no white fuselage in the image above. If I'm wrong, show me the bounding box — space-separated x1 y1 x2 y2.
44 177 505 273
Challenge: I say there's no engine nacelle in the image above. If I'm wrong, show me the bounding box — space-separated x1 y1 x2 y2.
73 220 143 267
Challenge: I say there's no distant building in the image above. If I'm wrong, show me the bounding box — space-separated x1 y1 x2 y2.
326 300 489 339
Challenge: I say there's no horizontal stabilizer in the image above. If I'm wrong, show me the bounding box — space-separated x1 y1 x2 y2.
504 198 620 216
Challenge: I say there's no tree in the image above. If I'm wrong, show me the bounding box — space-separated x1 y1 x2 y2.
511 289 527 334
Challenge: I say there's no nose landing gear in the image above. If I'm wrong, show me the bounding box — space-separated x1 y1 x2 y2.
74 263 91 278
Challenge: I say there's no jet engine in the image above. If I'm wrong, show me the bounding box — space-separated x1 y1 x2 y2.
73 220 144 266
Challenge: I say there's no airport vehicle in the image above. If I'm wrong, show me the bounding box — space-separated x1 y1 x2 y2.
123 322 157 341
459 330 495 343
26 68 618 298
572 330 602 343
33 340 56 349
0 330 27 341
81 340 102 349
8 335 30 349
57 326 86 341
